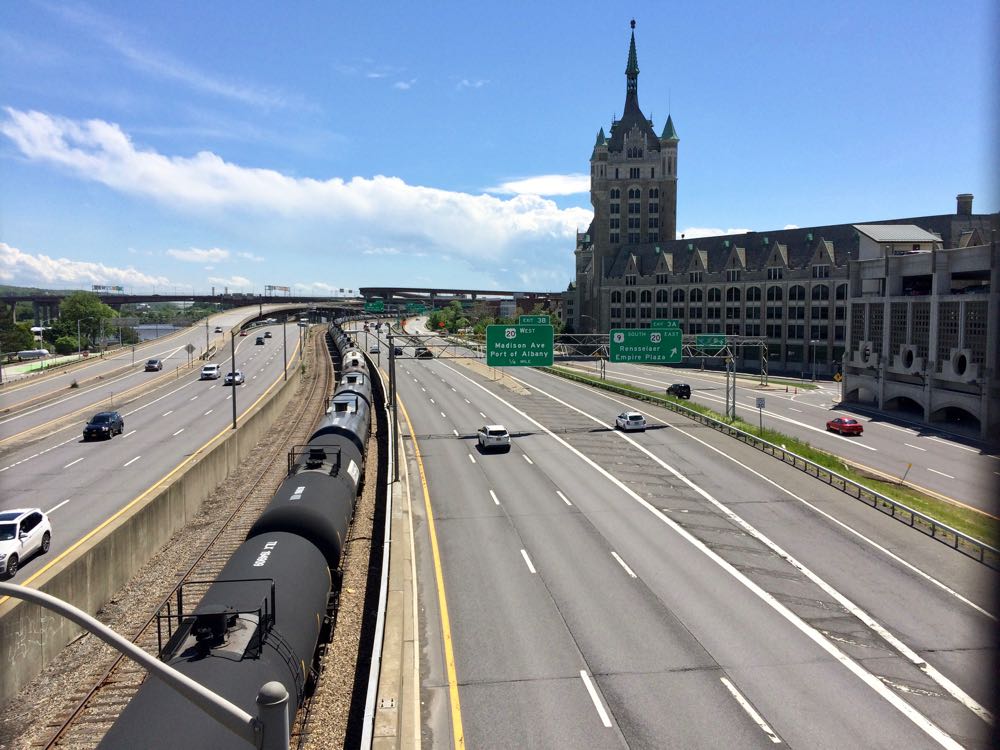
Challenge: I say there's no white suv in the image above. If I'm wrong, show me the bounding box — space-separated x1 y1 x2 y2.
0 508 52 579
477 425 511 452
200 364 221 380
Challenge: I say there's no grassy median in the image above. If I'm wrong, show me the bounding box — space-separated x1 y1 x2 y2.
548 365 999 548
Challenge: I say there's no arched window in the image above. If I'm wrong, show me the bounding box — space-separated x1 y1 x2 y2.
625 291 637 305
640 290 652 303
789 285 806 301
609 188 620 199
811 285 830 301
708 287 722 302
767 286 783 302
673 289 686 303
726 287 741 302
746 286 761 301
656 289 669 303
689 288 703 303
835 284 848 300
611 291 622 304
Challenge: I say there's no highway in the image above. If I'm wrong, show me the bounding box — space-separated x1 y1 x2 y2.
0 320 302 582
387 328 997 748
559 361 998 516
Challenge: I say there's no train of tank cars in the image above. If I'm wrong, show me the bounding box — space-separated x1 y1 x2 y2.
98 321 374 749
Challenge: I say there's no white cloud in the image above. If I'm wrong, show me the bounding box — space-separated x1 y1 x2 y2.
362 247 401 256
207 275 253 289
294 281 353 294
236 251 265 262
166 247 230 263
783 224 800 230
0 109 592 268
679 226 754 239
457 79 488 90
0 241 170 288
393 79 416 90
488 174 590 196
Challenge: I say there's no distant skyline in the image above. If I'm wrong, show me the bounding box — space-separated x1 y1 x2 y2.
1 1 996 295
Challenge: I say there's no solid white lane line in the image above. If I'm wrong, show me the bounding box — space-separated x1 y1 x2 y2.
489 490 500 506
928 468 955 479
720 677 781 743
556 490 572 506
64 458 83 468
123 455 142 467
204 409 213 416
162 410 173 417
520 549 537 574
579 671 612 728
610 551 637 578
904 443 927 452
444 363 989 738
46 499 71 514
468 454 476 464
172 428 184 436
522 454 534 465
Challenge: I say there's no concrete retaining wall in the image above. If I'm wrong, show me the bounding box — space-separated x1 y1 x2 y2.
0 363 303 706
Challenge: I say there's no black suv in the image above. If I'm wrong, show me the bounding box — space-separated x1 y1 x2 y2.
83 411 124 440
667 383 691 399
415 347 433 359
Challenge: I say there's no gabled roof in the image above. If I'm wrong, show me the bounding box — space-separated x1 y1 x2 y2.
654 249 673 273
808 238 835 266
853 224 941 243
661 115 679 142
724 245 746 269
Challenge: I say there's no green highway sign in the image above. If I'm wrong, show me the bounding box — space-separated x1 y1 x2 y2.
519 314 550 325
364 300 385 313
486 324 553 367
696 334 727 349
651 319 681 330
609 328 682 363
405 302 426 313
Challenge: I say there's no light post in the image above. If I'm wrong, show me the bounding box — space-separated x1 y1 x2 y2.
809 339 821 381
282 317 288 381
230 332 237 430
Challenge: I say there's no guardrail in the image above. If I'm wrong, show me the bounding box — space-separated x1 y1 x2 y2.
542 366 1000 570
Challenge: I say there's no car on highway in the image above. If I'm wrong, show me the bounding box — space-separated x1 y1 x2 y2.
255 336 266 345
83 411 124 440
239 330 248 336
224 370 245 385
615 411 646 431
214 326 224 333
144 358 163 372
369 344 380 354
264 331 272 338
666 383 691 399
393 346 403 356
826 417 864 435
0 508 52 579
200 364 221 379
477 425 511 452
415 346 433 359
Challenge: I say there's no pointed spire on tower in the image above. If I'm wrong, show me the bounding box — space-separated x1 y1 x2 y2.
661 115 679 142
623 19 641 115
626 19 639 80
595 128 607 146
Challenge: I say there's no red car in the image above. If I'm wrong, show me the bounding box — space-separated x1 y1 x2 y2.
826 417 863 436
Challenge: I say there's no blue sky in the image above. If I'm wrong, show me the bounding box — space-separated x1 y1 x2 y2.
1 1 996 295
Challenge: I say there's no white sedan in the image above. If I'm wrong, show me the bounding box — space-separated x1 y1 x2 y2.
615 411 646 431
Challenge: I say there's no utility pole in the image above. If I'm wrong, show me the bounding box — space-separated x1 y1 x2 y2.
389 332 398 482
205 320 210 357
282 317 288 381
231 332 237 430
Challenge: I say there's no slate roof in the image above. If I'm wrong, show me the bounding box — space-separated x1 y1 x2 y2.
604 212 997 278
853 224 943 243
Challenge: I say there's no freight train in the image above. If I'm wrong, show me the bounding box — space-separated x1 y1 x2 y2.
99 320 374 749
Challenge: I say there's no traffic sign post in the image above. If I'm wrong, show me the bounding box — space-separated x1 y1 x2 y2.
485 324 553 367
519 314 550 325
608 328 681 363
756 396 765 432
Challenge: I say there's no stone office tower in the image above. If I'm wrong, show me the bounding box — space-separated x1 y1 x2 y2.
575 20 678 332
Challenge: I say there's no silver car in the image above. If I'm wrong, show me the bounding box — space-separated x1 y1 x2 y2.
615 411 646 431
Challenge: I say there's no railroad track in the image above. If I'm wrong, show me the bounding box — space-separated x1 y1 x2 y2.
43 328 333 749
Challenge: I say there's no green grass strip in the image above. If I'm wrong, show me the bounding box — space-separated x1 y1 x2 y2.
546 365 999 548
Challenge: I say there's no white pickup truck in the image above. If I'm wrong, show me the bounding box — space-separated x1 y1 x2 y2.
477 425 511 452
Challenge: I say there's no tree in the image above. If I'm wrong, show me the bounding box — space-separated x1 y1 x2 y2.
54 336 79 355
58 292 117 347
0 314 35 353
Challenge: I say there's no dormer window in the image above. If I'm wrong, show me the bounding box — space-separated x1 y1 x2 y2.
766 267 783 280
812 264 830 279
726 269 742 282
625 274 637 286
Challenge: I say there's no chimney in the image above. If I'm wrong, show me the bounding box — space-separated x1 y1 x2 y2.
956 193 973 215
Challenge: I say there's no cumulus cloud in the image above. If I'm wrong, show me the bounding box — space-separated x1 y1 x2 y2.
166 247 230 263
236 251 265 262
457 79 488 90
488 174 590 196
207 275 252 289
393 79 416 90
0 108 592 268
0 242 170 288
679 226 754 239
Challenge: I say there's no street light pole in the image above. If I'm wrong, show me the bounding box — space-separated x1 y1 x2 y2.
282 317 288 381
231 332 237 430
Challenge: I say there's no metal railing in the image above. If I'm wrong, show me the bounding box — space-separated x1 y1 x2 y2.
542 365 1000 570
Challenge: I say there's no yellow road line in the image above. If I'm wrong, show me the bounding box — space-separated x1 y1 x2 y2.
0 337 302 606
397 395 465 749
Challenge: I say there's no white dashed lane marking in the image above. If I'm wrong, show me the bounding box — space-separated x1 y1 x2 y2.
123 456 142 467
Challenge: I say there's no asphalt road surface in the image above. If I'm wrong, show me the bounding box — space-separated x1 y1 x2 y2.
390 332 997 748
